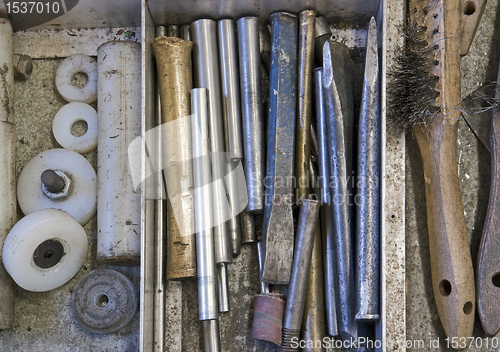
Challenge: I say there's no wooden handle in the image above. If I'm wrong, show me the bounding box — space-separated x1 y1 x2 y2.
414 121 475 342
477 107 500 336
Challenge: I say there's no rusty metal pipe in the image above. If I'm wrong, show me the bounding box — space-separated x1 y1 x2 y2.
152 36 196 279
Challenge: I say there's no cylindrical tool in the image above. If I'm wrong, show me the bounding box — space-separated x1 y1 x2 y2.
167 25 180 38
294 10 315 203
192 88 219 322
180 25 191 41
259 25 271 73
314 17 331 62
191 19 232 265
218 263 230 313
355 17 380 322
237 16 266 213
97 41 141 265
240 210 256 243
218 19 244 160
192 88 221 352
262 12 298 285
153 25 167 351
152 36 197 279
314 67 338 337
226 161 242 257
323 40 357 341
0 18 15 330
257 240 270 295
281 199 321 351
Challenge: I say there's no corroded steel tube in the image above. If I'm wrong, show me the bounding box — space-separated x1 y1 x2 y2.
281 199 321 351
262 11 298 285
294 10 315 203
237 16 266 213
152 36 196 279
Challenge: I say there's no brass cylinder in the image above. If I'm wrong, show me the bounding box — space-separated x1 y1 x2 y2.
152 37 196 279
301 214 326 351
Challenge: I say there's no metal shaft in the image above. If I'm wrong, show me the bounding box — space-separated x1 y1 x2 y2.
192 19 232 264
259 25 271 73
41 169 65 193
152 36 197 279
226 160 242 257
192 88 218 322
201 319 221 352
167 25 180 38
257 241 270 294
314 67 338 336
180 25 191 41
261 12 298 285
323 39 357 341
218 19 244 160
240 210 256 243
355 17 380 322
294 10 315 203
218 263 230 313
237 16 266 213
314 16 331 62
281 199 321 351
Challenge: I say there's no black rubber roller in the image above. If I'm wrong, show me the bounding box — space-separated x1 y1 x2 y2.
70 269 138 334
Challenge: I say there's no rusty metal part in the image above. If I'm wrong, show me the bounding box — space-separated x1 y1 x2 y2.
251 294 285 345
152 36 196 279
218 19 244 160
240 210 256 243
192 19 232 265
294 10 315 204
477 64 500 336
237 16 266 213
355 17 380 322
281 199 320 351
167 25 180 38
13 54 33 80
201 319 221 352
323 39 357 342
261 11 298 285
301 200 326 351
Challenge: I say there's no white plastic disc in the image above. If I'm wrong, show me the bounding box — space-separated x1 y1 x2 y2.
17 148 97 225
2 208 88 292
55 55 97 104
52 102 98 154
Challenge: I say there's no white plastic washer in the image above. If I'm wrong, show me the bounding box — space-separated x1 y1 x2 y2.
2 208 87 292
55 54 98 104
52 102 98 154
17 148 97 225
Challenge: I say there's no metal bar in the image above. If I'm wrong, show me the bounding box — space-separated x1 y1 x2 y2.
240 210 256 243
261 11 298 285
180 25 191 41
167 25 179 38
237 16 266 213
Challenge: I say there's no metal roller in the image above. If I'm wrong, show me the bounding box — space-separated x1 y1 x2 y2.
180 25 191 41
281 199 321 351
167 25 180 38
97 41 141 265
323 39 357 341
0 18 15 330
192 88 221 352
237 16 266 213
152 36 197 279
240 210 256 244
261 11 298 285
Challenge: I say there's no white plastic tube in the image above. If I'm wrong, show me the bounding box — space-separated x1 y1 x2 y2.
97 41 141 265
0 18 15 330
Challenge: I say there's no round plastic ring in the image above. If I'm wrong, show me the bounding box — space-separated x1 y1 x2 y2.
52 102 98 154
71 269 138 334
55 54 97 104
17 148 97 225
2 208 87 292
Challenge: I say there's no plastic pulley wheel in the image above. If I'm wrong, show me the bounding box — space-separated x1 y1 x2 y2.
71 269 138 334
17 148 97 225
52 102 98 154
2 208 87 292
55 54 97 104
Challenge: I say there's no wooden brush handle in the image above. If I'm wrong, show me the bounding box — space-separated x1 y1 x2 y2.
414 122 475 343
410 0 475 343
477 106 500 336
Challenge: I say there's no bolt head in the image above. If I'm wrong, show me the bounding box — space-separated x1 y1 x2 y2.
41 170 71 200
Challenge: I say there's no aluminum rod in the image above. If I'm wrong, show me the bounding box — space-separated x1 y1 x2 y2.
237 16 266 213
192 19 232 264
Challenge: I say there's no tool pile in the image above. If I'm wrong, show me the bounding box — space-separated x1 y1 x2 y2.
153 11 381 351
